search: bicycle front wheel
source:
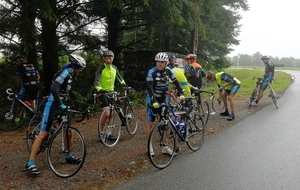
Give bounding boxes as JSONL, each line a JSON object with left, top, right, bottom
{"left": 0, "top": 102, "right": 27, "bottom": 131}
{"left": 148, "top": 122, "right": 176, "bottom": 169}
{"left": 186, "top": 111, "right": 205, "bottom": 151}
{"left": 270, "top": 88, "right": 279, "bottom": 109}
{"left": 125, "top": 102, "right": 138, "bottom": 135}
{"left": 197, "top": 100, "right": 210, "bottom": 126}
{"left": 47, "top": 126, "right": 86, "bottom": 178}
{"left": 211, "top": 89, "right": 225, "bottom": 114}
{"left": 26, "top": 114, "right": 42, "bottom": 154}
{"left": 249, "top": 88, "right": 258, "bottom": 108}
{"left": 98, "top": 108, "right": 122, "bottom": 147}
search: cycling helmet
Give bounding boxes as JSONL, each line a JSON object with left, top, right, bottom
{"left": 69, "top": 54, "right": 86, "bottom": 69}
{"left": 14, "top": 54, "right": 26, "bottom": 61}
{"left": 155, "top": 52, "right": 168, "bottom": 62}
{"left": 102, "top": 50, "right": 114, "bottom": 57}
{"left": 186, "top": 54, "right": 196, "bottom": 59}
{"left": 206, "top": 70, "right": 214, "bottom": 80}
{"left": 168, "top": 54, "right": 176, "bottom": 60}
{"left": 261, "top": 55, "right": 270, "bottom": 60}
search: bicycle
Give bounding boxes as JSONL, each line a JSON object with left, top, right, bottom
{"left": 147, "top": 102, "right": 205, "bottom": 169}
{"left": 248, "top": 77, "right": 278, "bottom": 109}
{"left": 94, "top": 86, "right": 139, "bottom": 148}
{"left": 0, "top": 88, "right": 47, "bottom": 131}
{"left": 26, "top": 107, "right": 89, "bottom": 178}
{"left": 210, "top": 87, "right": 226, "bottom": 114}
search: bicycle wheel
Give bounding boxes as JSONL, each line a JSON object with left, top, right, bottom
{"left": 125, "top": 102, "right": 138, "bottom": 135}
{"left": 197, "top": 100, "right": 210, "bottom": 126}
{"left": 148, "top": 122, "right": 176, "bottom": 169}
{"left": 211, "top": 89, "right": 225, "bottom": 114}
{"left": 47, "top": 126, "right": 86, "bottom": 178}
{"left": 270, "top": 88, "right": 279, "bottom": 109}
{"left": 26, "top": 114, "right": 42, "bottom": 154}
{"left": 248, "top": 88, "right": 258, "bottom": 108}
{"left": 186, "top": 111, "right": 205, "bottom": 151}
{"left": 98, "top": 108, "right": 122, "bottom": 147}
{"left": 0, "top": 102, "right": 27, "bottom": 131}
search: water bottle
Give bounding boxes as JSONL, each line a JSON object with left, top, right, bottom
{"left": 173, "top": 120, "right": 179, "bottom": 128}
{"left": 179, "top": 120, "right": 185, "bottom": 133}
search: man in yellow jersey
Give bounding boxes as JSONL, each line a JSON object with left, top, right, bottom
{"left": 167, "top": 55, "right": 191, "bottom": 96}
{"left": 206, "top": 71, "right": 241, "bottom": 121}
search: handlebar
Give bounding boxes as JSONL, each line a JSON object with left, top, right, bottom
{"left": 54, "top": 108, "right": 90, "bottom": 122}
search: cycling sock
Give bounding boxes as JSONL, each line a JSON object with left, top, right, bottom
{"left": 27, "top": 159, "right": 35, "bottom": 166}
{"left": 255, "top": 100, "right": 259, "bottom": 104}
{"left": 231, "top": 111, "right": 235, "bottom": 115}
{"left": 66, "top": 153, "right": 73, "bottom": 159}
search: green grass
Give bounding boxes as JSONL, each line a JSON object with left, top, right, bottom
{"left": 202, "top": 69, "right": 292, "bottom": 98}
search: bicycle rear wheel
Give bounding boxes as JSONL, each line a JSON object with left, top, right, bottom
{"left": 270, "top": 88, "right": 278, "bottom": 109}
{"left": 125, "top": 102, "right": 138, "bottom": 135}
{"left": 211, "top": 89, "right": 225, "bottom": 114}
{"left": 186, "top": 111, "right": 205, "bottom": 151}
{"left": 0, "top": 102, "right": 27, "bottom": 131}
{"left": 249, "top": 88, "right": 258, "bottom": 108}
{"left": 98, "top": 108, "right": 122, "bottom": 147}
{"left": 197, "top": 100, "right": 210, "bottom": 126}
{"left": 26, "top": 114, "right": 42, "bottom": 154}
{"left": 148, "top": 122, "right": 176, "bottom": 169}
{"left": 47, "top": 126, "right": 86, "bottom": 178}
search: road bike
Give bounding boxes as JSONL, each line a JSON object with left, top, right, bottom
{"left": 147, "top": 102, "right": 204, "bottom": 169}
{"left": 0, "top": 88, "right": 46, "bottom": 131}
{"left": 94, "top": 86, "right": 139, "bottom": 148}
{"left": 249, "top": 77, "right": 278, "bottom": 109}
{"left": 26, "top": 107, "right": 89, "bottom": 178}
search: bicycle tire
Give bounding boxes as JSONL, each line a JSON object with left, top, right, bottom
{"left": 211, "top": 89, "right": 225, "bottom": 114}
{"left": 125, "top": 102, "right": 138, "bottom": 135}
{"left": 26, "top": 114, "right": 42, "bottom": 154}
{"left": 270, "top": 88, "right": 278, "bottom": 109}
{"left": 98, "top": 108, "right": 122, "bottom": 147}
{"left": 148, "top": 121, "right": 176, "bottom": 169}
{"left": 47, "top": 126, "right": 86, "bottom": 178}
{"left": 249, "top": 88, "right": 258, "bottom": 108}
{"left": 186, "top": 111, "right": 205, "bottom": 151}
{"left": 197, "top": 100, "right": 210, "bottom": 126}
{"left": 0, "top": 102, "right": 27, "bottom": 131}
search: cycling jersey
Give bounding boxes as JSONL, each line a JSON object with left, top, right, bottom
{"left": 184, "top": 61, "right": 205, "bottom": 89}
{"left": 94, "top": 63, "right": 125, "bottom": 92}
{"left": 146, "top": 66, "right": 182, "bottom": 103}
{"left": 215, "top": 72, "right": 241, "bottom": 90}
{"left": 264, "top": 61, "right": 275, "bottom": 81}
{"left": 16, "top": 63, "right": 39, "bottom": 86}
{"left": 168, "top": 67, "right": 191, "bottom": 96}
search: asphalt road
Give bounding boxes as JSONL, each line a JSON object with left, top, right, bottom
{"left": 113, "top": 70, "right": 300, "bottom": 190}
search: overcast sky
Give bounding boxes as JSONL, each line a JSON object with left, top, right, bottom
{"left": 228, "top": 0, "right": 300, "bottom": 59}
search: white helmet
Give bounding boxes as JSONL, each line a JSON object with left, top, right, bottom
{"left": 155, "top": 52, "right": 168, "bottom": 62}
{"left": 69, "top": 54, "right": 86, "bottom": 69}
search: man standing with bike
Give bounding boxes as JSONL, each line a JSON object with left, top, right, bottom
{"left": 25, "top": 54, "right": 86, "bottom": 176}
{"left": 206, "top": 71, "right": 241, "bottom": 121}
{"left": 15, "top": 54, "right": 40, "bottom": 121}
{"left": 146, "top": 52, "right": 184, "bottom": 156}
{"left": 251, "top": 55, "right": 275, "bottom": 106}
{"left": 94, "top": 50, "right": 127, "bottom": 142}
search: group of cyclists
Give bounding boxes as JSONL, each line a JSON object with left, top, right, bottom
{"left": 15, "top": 50, "right": 274, "bottom": 176}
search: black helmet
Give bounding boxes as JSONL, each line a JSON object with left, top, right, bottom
{"left": 102, "top": 50, "right": 114, "bottom": 57}
{"left": 69, "top": 54, "right": 86, "bottom": 69}
{"left": 261, "top": 55, "right": 270, "bottom": 60}
{"left": 14, "top": 54, "right": 26, "bottom": 61}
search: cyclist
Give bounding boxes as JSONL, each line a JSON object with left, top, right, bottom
{"left": 167, "top": 54, "right": 191, "bottom": 97}
{"left": 206, "top": 71, "right": 241, "bottom": 121}
{"left": 184, "top": 54, "right": 206, "bottom": 94}
{"left": 25, "top": 54, "right": 86, "bottom": 176}
{"left": 251, "top": 55, "right": 275, "bottom": 106}
{"left": 94, "top": 50, "right": 127, "bottom": 142}
{"left": 146, "top": 52, "right": 184, "bottom": 156}
{"left": 15, "top": 54, "right": 40, "bottom": 120}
